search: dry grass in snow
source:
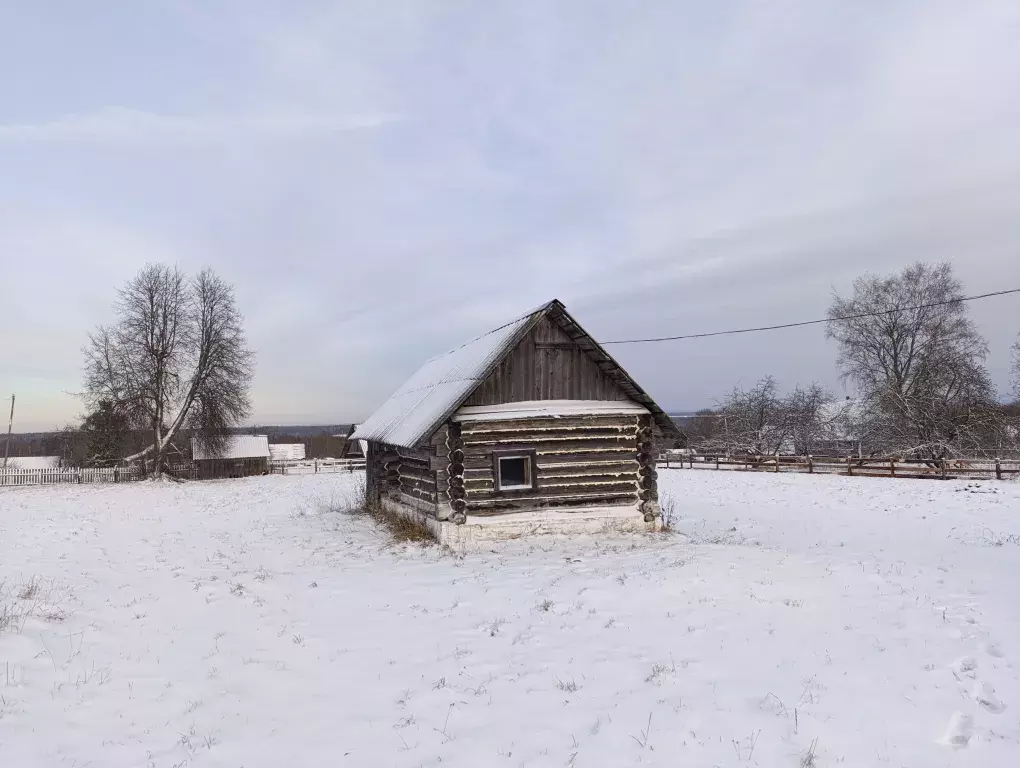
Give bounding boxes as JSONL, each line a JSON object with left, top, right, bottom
{"left": 1, "top": 470, "right": 1019, "bottom": 766}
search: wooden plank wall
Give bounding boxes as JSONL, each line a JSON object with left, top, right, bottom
{"left": 460, "top": 414, "right": 641, "bottom": 515}
{"left": 464, "top": 316, "right": 630, "bottom": 406}
{"left": 195, "top": 457, "right": 269, "bottom": 480}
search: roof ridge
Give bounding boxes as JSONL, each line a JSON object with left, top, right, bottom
{"left": 421, "top": 299, "right": 559, "bottom": 364}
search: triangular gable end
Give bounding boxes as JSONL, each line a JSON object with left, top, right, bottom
{"left": 464, "top": 314, "right": 633, "bottom": 406}
{"left": 351, "top": 300, "right": 679, "bottom": 448}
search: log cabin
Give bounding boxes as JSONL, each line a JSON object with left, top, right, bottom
{"left": 351, "top": 300, "right": 680, "bottom": 542}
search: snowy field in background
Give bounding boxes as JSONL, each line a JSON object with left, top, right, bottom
{"left": 2, "top": 471, "right": 1019, "bottom": 767}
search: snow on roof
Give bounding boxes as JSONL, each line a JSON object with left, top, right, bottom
{"left": 453, "top": 400, "right": 649, "bottom": 423}
{"left": 819, "top": 398, "right": 864, "bottom": 440}
{"left": 1, "top": 455, "right": 61, "bottom": 470}
{"left": 352, "top": 300, "right": 681, "bottom": 448}
{"left": 351, "top": 303, "right": 550, "bottom": 448}
{"left": 191, "top": 435, "right": 270, "bottom": 461}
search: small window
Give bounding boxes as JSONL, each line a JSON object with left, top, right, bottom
{"left": 497, "top": 454, "right": 532, "bottom": 491}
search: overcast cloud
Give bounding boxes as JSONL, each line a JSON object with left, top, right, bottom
{"left": 2, "top": 1, "right": 1019, "bottom": 431}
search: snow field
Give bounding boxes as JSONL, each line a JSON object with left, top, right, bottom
{"left": 1, "top": 471, "right": 1018, "bottom": 766}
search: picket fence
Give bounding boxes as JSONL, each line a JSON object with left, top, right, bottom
{"left": 0, "top": 465, "right": 143, "bottom": 487}
{"left": 0, "top": 459, "right": 367, "bottom": 488}
{"left": 270, "top": 459, "right": 366, "bottom": 475}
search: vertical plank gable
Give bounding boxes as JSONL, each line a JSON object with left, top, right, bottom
{"left": 464, "top": 316, "right": 631, "bottom": 406}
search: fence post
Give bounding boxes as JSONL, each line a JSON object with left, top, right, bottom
{"left": 995, "top": 458, "right": 1002, "bottom": 481}
{"left": 941, "top": 459, "right": 947, "bottom": 480}
{"left": 114, "top": 466, "right": 119, "bottom": 483}
{"left": 846, "top": 455, "right": 852, "bottom": 476}
{"left": 715, "top": 456, "right": 720, "bottom": 471}
{"left": 808, "top": 455, "right": 813, "bottom": 474}
{"left": 314, "top": 459, "right": 319, "bottom": 474}
{"left": 890, "top": 458, "right": 895, "bottom": 478}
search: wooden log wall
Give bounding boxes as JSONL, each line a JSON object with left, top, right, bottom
{"left": 636, "top": 414, "right": 660, "bottom": 521}
{"left": 459, "top": 414, "right": 642, "bottom": 516}
{"left": 430, "top": 425, "right": 452, "bottom": 521}
{"left": 396, "top": 447, "right": 437, "bottom": 513}
{"left": 365, "top": 441, "right": 383, "bottom": 505}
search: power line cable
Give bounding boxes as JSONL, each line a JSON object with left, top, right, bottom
{"left": 600, "top": 287, "right": 1020, "bottom": 345}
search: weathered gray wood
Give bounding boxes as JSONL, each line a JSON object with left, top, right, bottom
{"left": 463, "top": 315, "right": 631, "bottom": 405}
{"left": 464, "top": 448, "right": 635, "bottom": 470}
{"left": 460, "top": 415, "right": 638, "bottom": 434}
{"left": 534, "top": 452, "right": 639, "bottom": 466}
{"left": 468, "top": 493, "right": 637, "bottom": 514}
{"left": 467, "top": 481, "right": 636, "bottom": 503}
{"left": 463, "top": 426, "right": 636, "bottom": 444}
{"left": 464, "top": 438, "right": 637, "bottom": 456}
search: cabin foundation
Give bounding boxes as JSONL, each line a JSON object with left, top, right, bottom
{"left": 380, "top": 496, "right": 658, "bottom": 547}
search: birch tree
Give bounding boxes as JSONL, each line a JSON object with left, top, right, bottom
{"left": 84, "top": 264, "right": 254, "bottom": 475}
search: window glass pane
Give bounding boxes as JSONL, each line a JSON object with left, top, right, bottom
{"left": 499, "top": 456, "right": 528, "bottom": 487}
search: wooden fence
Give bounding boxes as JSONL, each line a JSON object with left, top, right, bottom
{"left": 0, "top": 458, "right": 366, "bottom": 488}
{"left": 658, "top": 453, "right": 1020, "bottom": 480}
{"left": 270, "top": 458, "right": 366, "bottom": 475}
{"left": 0, "top": 465, "right": 143, "bottom": 487}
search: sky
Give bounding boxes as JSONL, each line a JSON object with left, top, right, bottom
{"left": 2, "top": 1, "right": 1020, "bottom": 431}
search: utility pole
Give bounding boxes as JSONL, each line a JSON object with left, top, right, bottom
{"left": 3, "top": 394, "right": 13, "bottom": 469}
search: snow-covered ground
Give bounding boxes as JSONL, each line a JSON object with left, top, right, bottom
{"left": 1, "top": 471, "right": 1019, "bottom": 767}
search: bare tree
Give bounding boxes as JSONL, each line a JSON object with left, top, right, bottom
{"left": 1012, "top": 335, "right": 1020, "bottom": 403}
{"left": 84, "top": 264, "right": 254, "bottom": 475}
{"left": 785, "top": 383, "right": 835, "bottom": 455}
{"left": 698, "top": 377, "right": 838, "bottom": 456}
{"left": 685, "top": 408, "right": 721, "bottom": 447}
{"left": 706, "top": 377, "right": 786, "bottom": 455}
{"left": 826, "top": 262, "right": 997, "bottom": 459}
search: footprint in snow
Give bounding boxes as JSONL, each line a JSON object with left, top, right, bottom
{"left": 984, "top": 642, "right": 1004, "bottom": 658}
{"left": 950, "top": 656, "right": 978, "bottom": 679}
{"left": 973, "top": 681, "right": 1006, "bottom": 714}
{"left": 941, "top": 711, "right": 973, "bottom": 748}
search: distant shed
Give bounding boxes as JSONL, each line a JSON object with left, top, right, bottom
{"left": 351, "top": 299, "right": 680, "bottom": 543}
{"left": 338, "top": 424, "right": 366, "bottom": 458}
{"left": 191, "top": 435, "right": 270, "bottom": 479}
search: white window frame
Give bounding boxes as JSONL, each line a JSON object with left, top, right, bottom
{"left": 495, "top": 452, "right": 534, "bottom": 492}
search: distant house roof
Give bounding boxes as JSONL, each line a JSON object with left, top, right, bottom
{"left": 191, "top": 435, "right": 270, "bottom": 461}
{"left": 818, "top": 397, "right": 864, "bottom": 441}
{"left": 269, "top": 443, "right": 306, "bottom": 462}
{"left": 1, "top": 456, "right": 60, "bottom": 470}
{"left": 352, "top": 299, "right": 679, "bottom": 448}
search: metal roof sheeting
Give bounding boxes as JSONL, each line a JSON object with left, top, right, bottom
{"left": 351, "top": 304, "right": 547, "bottom": 448}
{"left": 192, "top": 435, "right": 270, "bottom": 461}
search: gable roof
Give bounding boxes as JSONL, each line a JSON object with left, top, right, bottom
{"left": 352, "top": 300, "right": 679, "bottom": 448}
